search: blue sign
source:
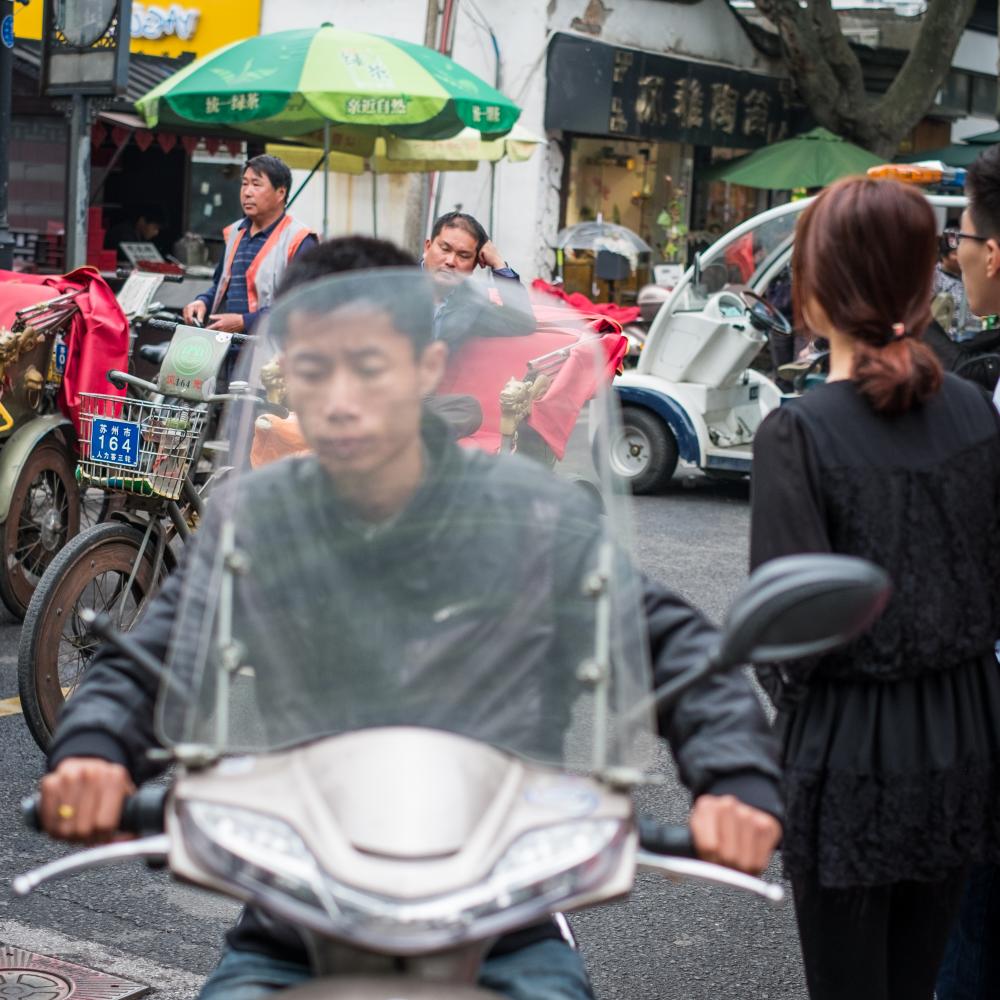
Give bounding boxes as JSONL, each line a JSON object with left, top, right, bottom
{"left": 90, "top": 418, "right": 140, "bottom": 469}
{"left": 54, "top": 342, "right": 68, "bottom": 375}
{"left": 1, "top": 16, "right": 13, "bottom": 50}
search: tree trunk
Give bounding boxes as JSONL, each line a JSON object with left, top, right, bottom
{"left": 754, "top": 0, "right": 976, "bottom": 158}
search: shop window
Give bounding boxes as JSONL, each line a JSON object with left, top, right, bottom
{"left": 561, "top": 135, "right": 693, "bottom": 301}
{"left": 937, "top": 72, "right": 971, "bottom": 114}
{"left": 971, "top": 75, "right": 998, "bottom": 118}
{"left": 188, "top": 148, "right": 246, "bottom": 255}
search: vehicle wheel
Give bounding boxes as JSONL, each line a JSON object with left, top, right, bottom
{"left": 0, "top": 439, "right": 81, "bottom": 619}
{"left": 18, "top": 522, "right": 165, "bottom": 751}
{"left": 600, "top": 406, "right": 679, "bottom": 495}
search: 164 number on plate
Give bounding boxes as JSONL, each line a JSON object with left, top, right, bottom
{"left": 90, "top": 419, "right": 140, "bottom": 468}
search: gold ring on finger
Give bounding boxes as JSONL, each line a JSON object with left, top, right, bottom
{"left": 57, "top": 803, "right": 75, "bottom": 820}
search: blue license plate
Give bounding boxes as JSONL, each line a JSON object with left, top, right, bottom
{"left": 54, "top": 342, "right": 68, "bottom": 374}
{"left": 90, "top": 418, "right": 140, "bottom": 468}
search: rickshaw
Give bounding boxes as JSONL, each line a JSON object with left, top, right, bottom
{"left": 602, "top": 193, "right": 967, "bottom": 494}
{"left": 0, "top": 269, "right": 129, "bottom": 616}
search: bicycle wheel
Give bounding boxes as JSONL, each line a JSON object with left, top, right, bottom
{"left": 18, "top": 521, "right": 166, "bottom": 751}
{"left": 0, "top": 439, "right": 81, "bottom": 619}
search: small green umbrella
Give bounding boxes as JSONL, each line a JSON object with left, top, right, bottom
{"left": 898, "top": 129, "right": 999, "bottom": 168}
{"left": 705, "top": 127, "right": 884, "bottom": 190}
{"left": 136, "top": 23, "right": 520, "bottom": 147}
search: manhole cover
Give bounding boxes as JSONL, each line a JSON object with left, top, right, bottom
{"left": 0, "top": 947, "right": 148, "bottom": 1000}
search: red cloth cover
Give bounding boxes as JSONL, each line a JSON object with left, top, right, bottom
{"left": 531, "top": 278, "right": 640, "bottom": 327}
{"left": 724, "top": 233, "right": 755, "bottom": 283}
{"left": 437, "top": 329, "right": 626, "bottom": 459}
{"left": 0, "top": 268, "right": 129, "bottom": 439}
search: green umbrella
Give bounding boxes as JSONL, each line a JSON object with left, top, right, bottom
{"left": 897, "top": 143, "right": 989, "bottom": 167}
{"left": 898, "top": 129, "right": 999, "bottom": 167}
{"left": 135, "top": 23, "right": 520, "bottom": 148}
{"left": 704, "top": 127, "right": 884, "bottom": 190}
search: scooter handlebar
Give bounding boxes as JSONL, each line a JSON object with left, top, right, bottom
{"left": 21, "top": 785, "right": 168, "bottom": 838}
{"left": 636, "top": 817, "right": 696, "bottom": 858}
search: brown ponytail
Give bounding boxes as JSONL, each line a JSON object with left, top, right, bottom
{"left": 852, "top": 338, "right": 942, "bottom": 416}
{"left": 793, "top": 177, "right": 943, "bottom": 415}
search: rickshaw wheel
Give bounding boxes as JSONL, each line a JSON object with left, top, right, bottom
{"left": 18, "top": 522, "right": 165, "bottom": 751}
{"left": 0, "top": 439, "right": 80, "bottom": 619}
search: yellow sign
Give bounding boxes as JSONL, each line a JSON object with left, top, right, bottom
{"left": 14, "top": 0, "right": 262, "bottom": 60}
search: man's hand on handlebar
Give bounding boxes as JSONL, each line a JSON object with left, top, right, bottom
{"left": 39, "top": 758, "right": 134, "bottom": 844}
{"left": 182, "top": 301, "right": 207, "bottom": 326}
{"left": 208, "top": 313, "right": 245, "bottom": 333}
{"left": 689, "top": 794, "right": 782, "bottom": 876}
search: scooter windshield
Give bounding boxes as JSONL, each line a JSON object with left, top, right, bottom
{"left": 156, "top": 269, "right": 656, "bottom": 775}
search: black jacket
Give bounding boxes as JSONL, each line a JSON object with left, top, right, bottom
{"left": 433, "top": 273, "right": 536, "bottom": 349}
{"left": 50, "top": 417, "right": 781, "bottom": 961}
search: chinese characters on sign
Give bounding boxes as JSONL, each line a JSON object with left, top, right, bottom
{"left": 344, "top": 97, "right": 410, "bottom": 116}
{"left": 90, "top": 420, "right": 140, "bottom": 468}
{"left": 204, "top": 93, "right": 261, "bottom": 115}
{"left": 470, "top": 105, "right": 503, "bottom": 124}
{"left": 132, "top": 4, "right": 200, "bottom": 42}
{"left": 545, "top": 34, "right": 796, "bottom": 150}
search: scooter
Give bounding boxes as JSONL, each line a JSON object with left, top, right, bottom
{"left": 14, "top": 553, "right": 888, "bottom": 998}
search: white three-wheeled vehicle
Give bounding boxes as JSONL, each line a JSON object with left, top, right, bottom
{"left": 601, "top": 194, "right": 967, "bottom": 494}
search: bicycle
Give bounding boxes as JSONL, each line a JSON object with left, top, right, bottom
{"left": 17, "top": 320, "right": 279, "bottom": 750}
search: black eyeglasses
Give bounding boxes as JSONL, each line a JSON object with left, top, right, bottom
{"left": 944, "top": 230, "right": 989, "bottom": 250}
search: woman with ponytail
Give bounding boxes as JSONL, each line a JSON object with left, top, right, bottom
{"left": 750, "top": 176, "right": 1000, "bottom": 1000}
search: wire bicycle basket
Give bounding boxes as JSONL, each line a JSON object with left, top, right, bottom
{"left": 76, "top": 393, "right": 207, "bottom": 500}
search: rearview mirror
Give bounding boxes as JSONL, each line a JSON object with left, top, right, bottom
{"left": 648, "top": 554, "right": 890, "bottom": 712}
{"left": 717, "top": 553, "right": 890, "bottom": 668}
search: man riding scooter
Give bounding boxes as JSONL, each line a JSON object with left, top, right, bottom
{"left": 37, "top": 241, "right": 782, "bottom": 1000}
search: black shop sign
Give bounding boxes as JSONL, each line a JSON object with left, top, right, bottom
{"left": 545, "top": 32, "right": 793, "bottom": 149}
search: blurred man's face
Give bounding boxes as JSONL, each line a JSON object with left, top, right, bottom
{"left": 137, "top": 217, "right": 161, "bottom": 241}
{"left": 423, "top": 226, "right": 478, "bottom": 286}
{"left": 241, "top": 168, "right": 285, "bottom": 224}
{"left": 957, "top": 208, "right": 1000, "bottom": 316}
{"left": 281, "top": 306, "right": 445, "bottom": 485}
{"left": 941, "top": 248, "right": 961, "bottom": 277}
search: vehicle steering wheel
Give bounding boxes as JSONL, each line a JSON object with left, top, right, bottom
{"left": 740, "top": 290, "right": 792, "bottom": 337}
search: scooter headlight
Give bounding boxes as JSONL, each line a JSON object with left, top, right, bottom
{"left": 181, "top": 801, "right": 628, "bottom": 953}
{"left": 182, "top": 801, "right": 328, "bottom": 915}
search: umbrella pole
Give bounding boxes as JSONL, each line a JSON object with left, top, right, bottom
{"left": 323, "top": 121, "right": 331, "bottom": 239}
{"left": 372, "top": 171, "right": 378, "bottom": 237}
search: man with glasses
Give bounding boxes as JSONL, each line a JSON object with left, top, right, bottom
{"left": 935, "top": 145, "right": 1000, "bottom": 1000}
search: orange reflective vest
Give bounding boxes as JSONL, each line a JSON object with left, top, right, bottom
{"left": 211, "top": 213, "right": 315, "bottom": 316}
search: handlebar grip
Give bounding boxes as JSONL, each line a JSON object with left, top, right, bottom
{"left": 108, "top": 373, "right": 127, "bottom": 391}
{"left": 637, "top": 817, "right": 697, "bottom": 858}
{"left": 145, "top": 318, "right": 179, "bottom": 332}
{"left": 21, "top": 786, "right": 168, "bottom": 837}
{"left": 21, "top": 795, "right": 41, "bottom": 832}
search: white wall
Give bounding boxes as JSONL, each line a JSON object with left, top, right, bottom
{"left": 259, "top": 0, "right": 774, "bottom": 278}
{"left": 547, "top": 0, "right": 775, "bottom": 73}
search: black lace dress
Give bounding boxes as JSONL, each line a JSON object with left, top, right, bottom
{"left": 750, "top": 374, "right": 1000, "bottom": 889}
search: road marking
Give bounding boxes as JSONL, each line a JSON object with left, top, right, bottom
{"left": 0, "top": 696, "right": 21, "bottom": 717}
{"left": 0, "top": 687, "right": 73, "bottom": 718}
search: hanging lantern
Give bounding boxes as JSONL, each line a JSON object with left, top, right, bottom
{"left": 180, "top": 135, "right": 199, "bottom": 155}
{"left": 134, "top": 130, "right": 154, "bottom": 152}
{"left": 157, "top": 132, "right": 177, "bottom": 154}
{"left": 90, "top": 122, "right": 108, "bottom": 147}
{"left": 224, "top": 139, "right": 242, "bottom": 158}
{"left": 204, "top": 137, "right": 221, "bottom": 155}
{"left": 110, "top": 125, "right": 130, "bottom": 147}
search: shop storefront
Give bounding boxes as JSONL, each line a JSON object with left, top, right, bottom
{"left": 8, "top": 0, "right": 263, "bottom": 273}
{"left": 546, "top": 32, "right": 796, "bottom": 296}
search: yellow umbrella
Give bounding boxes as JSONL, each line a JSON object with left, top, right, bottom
{"left": 270, "top": 123, "right": 544, "bottom": 172}
{"left": 271, "top": 125, "right": 545, "bottom": 233}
